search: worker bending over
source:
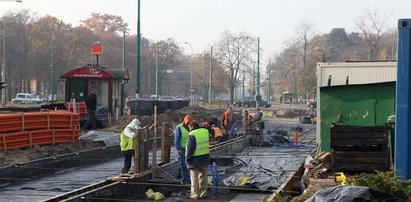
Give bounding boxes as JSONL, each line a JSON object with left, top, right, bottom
{"left": 186, "top": 121, "right": 210, "bottom": 200}
{"left": 174, "top": 115, "right": 192, "bottom": 184}
{"left": 119, "top": 117, "right": 154, "bottom": 175}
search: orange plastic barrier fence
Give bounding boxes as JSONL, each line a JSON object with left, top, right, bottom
{"left": 0, "top": 111, "right": 81, "bottom": 151}
{"left": 65, "top": 102, "right": 87, "bottom": 117}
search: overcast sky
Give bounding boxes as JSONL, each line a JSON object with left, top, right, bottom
{"left": 0, "top": 0, "right": 410, "bottom": 62}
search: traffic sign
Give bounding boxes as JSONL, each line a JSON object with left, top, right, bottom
{"left": 189, "top": 88, "right": 195, "bottom": 93}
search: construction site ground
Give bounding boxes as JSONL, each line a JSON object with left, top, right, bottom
{"left": 0, "top": 103, "right": 321, "bottom": 201}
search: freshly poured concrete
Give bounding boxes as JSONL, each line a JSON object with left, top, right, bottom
{"left": 0, "top": 148, "right": 178, "bottom": 202}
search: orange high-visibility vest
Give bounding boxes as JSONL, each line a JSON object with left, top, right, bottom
{"left": 212, "top": 127, "right": 223, "bottom": 138}
{"left": 222, "top": 112, "right": 228, "bottom": 126}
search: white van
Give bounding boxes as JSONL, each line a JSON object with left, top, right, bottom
{"left": 12, "top": 93, "right": 43, "bottom": 104}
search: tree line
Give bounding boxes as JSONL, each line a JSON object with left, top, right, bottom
{"left": 0, "top": 9, "right": 396, "bottom": 103}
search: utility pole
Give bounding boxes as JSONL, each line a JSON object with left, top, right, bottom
{"left": 203, "top": 53, "right": 206, "bottom": 105}
{"left": 184, "top": 42, "right": 194, "bottom": 105}
{"left": 256, "top": 37, "right": 260, "bottom": 108}
{"left": 135, "top": 0, "right": 141, "bottom": 100}
{"left": 122, "top": 31, "right": 126, "bottom": 69}
{"left": 209, "top": 46, "right": 213, "bottom": 108}
{"left": 50, "top": 35, "right": 55, "bottom": 101}
{"left": 121, "top": 30, "right": 126, "bottom": 116}
{"left": 268, "top": 58, "right": 271, "bottom": 103}
{"left": 1, "top": 21, "right": 6, "bottom": 106}
{"left": 155, "top": 42, "right": 159, "bottom": 100}
{"left": 252, "top": 65, "right": 255, "bottom": 97}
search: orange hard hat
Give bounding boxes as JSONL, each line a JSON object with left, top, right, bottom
{"left": 183, "top": 115, "right": 193, "bottom": 125}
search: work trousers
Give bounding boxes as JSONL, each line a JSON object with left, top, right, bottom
{"left": 122, "top": 150, "right": 134, "bottom": 174}
{"left": 82, "top": 109, "right": 96, "bottom": 130}
{"left": 189, "top": 165, "right": 208, "bottom": 199}
{"left": 178, "top": 148, "right": 190, "bottom": 184}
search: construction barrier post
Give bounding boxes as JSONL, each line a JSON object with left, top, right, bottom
{"left": 161, "top": 123, "right": 170, "bottom": 164}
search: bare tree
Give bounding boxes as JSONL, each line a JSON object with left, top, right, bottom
{"left": 156, "top": 38, "right": 184, "bottom": 96}
{"left": 81, "top": 13, "right": 129, "bottom": 34}
{"left": 214, "top": 31, "right": 256, "bottom": 102}
{"left": 355, "top": 9, "right": 389, "bottom": 61}
{"left": 295, "top": 21, "right": 315, "bottom": 68}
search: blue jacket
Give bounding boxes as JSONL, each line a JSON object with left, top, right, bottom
{"left": 186, "top": 127, "right": 210, "bottom": 169}
{"left": 174, "top": 123, "right": 188, "bottom": 150}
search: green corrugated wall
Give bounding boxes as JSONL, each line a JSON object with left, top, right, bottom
{"left": 320, "top": 82, "right": 395, "bottom": 151}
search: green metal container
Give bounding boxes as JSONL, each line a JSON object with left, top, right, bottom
{"left": 319, "top": 82, "right": 395, "bottom": 151}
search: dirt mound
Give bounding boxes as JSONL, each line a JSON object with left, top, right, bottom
{"left": 0, "top": 141, "right": 104, "bottom": 167}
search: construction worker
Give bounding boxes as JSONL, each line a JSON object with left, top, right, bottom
{"left": 119, "top": 117, "right": 155, "bottom": 175}
{"left": 186, "top": 121, "right": 210, "bottom": 200}
{"left": 174, "top": 115, "right": 192, "bottom": 184}
{"left": 221, "top": 106, "right": 233, "bottom": 131}
{"left": 82, "top": 89, "right": 97, "bottom": 131}
{"left": 254, "top": 107, "right": 265, "bottom": 136}
{"left": 211, "top": 124, "right": 224, "bottom": 142}
{"left": 202, "top": 122, "right": 223, "bottom": 144}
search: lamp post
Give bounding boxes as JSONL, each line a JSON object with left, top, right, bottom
{"left": 184, "top": 42, "right": 193, "bottom": 105}
{"left": 50, "top": 34, "right": 55, "bottom": 101}
{"left": 50, "top": 27, "right": 71, "bottom": 102}
{"left": 136, "top": 0, "right": 141, "bottom": 100}
{"left": 1, "top": 20, "right": 6, "bottom": 106}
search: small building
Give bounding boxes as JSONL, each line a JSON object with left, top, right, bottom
{"left": 61, "top": 64, "right": 129, "bottom": 119}
{"left": 316, "top": 61, "right": 396, "bottom": 151}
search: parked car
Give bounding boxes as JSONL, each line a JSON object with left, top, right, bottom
{"left": 148, "top": 94, "right": 159, "bottom": 100}
{"left": 158, "top": 96, "right": 177, "bottom": 101}
{"left": 12, "top": 93, "right": 43, "bottom": 104}
{"left": 233, "top": 97, "right": 271, "bottom": 108}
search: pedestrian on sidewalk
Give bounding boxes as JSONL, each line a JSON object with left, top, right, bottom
{"left": 174, "top": 115, "right": 192, "bottom": 184}
{"left": 82, "top": 89, "right": 97, "bottom": 131}
{"left": 120, "top": 116, "right": 154, "bottom": 175}
{"left": 186, "top": 121, "right": 210, "bottom": 200}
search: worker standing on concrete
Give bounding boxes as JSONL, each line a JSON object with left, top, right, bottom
{"left": 174, "top": 115, "right": 192, "bottom": 184}
{"left": 82, "top": 89, "right": 97, "bottom": 131}
{"left": 186, "top": 121, "right": 210, "bottom": 200}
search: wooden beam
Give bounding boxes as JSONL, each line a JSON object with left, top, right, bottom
{"left": 161, "top": 123, "right": 170, "bottom": 164}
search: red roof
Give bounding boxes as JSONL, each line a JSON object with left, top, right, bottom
{"left": 62, "top": 64, "right": 128, "bottom": 80}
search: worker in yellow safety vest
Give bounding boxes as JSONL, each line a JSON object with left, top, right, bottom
{"left": 174, "top": 115, "right": 193, "bottom": 184}
{"left": 120, "top": 117, "right": 155, "bottom": 175}
{"left": 254, "top": 107, "right": 265, "bottom": 136}
{"left": 186, "top": 120, "right": 210, "bottom": 200}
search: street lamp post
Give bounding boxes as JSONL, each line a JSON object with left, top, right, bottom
{"left": 1, "top": 20, "right": 5, "bottom": 106}
{"left": 49, "top": 33, "right": 56, "bottom": 101}
{"left": 184, "top": 42, "right": 193, "bottom": 105}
